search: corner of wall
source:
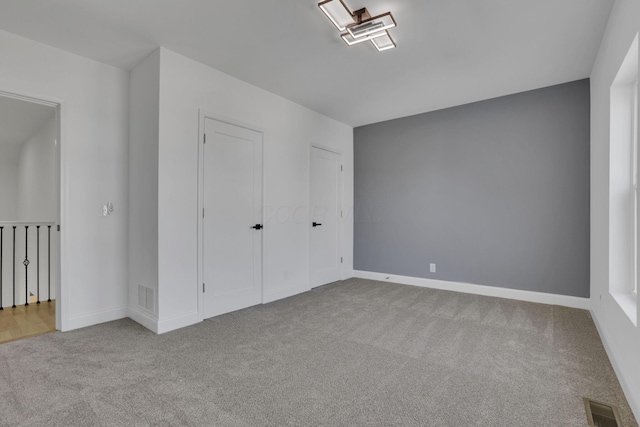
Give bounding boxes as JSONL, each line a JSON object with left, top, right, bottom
{"left": 128, "top": 46, "right": 161, "bottom": 329}
{"left": 588, "top": 0, "right": 640, "bottom": 420}
{"left": 128, "top": 306, "right": 159, "bottom": 334}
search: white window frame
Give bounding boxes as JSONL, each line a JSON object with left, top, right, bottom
{"left": 633, "top": 78, "right": 638, "bottom": 296}
{"left": 609, "top": 34, "right": 638, "bottom": 325}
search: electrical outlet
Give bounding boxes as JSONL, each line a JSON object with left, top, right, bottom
{"left": 430, "top": 263, "right": 436, "bottom": 273}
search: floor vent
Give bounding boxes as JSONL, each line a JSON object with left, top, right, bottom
{"left": 584, "top": 397, "right": 623, "bottom": 427}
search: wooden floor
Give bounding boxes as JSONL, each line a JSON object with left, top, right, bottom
{"left": 0, "top": 301, "right": 56, "bottom": 344}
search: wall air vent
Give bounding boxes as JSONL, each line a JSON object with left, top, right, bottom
{"left": 138, "top": 285, "right": 155, "bottom": 314}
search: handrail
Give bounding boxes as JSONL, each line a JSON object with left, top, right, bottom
{"left": 0, "top": 221, "right": 56, "bottom": 226}
{"left": 0, "top": 223, "right": 54, "bottom": 308}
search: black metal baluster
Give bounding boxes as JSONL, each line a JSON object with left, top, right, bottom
{"left": 24, "top": 226, "right": 29, "bottom": 306}
{"left": 12, "top": 226, "right": 16, "bottom": 308}
{"left": 0, "top": 226, "right": 3, "bottom": 311}
{"left": 48, "top": 225, "right": 51, "bottom": 302}
{"left": 37, "top": 226, "right": 40, "bottom": 304}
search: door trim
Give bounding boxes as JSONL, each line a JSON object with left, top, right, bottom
{"left": 196, "top": 110, "right": 265, "bottom": 322}
{"left": 308, "top": 144, "right": 343, "bottom": 288}
{"left": 0, "top": 88, "right": 65, "bottom": 331}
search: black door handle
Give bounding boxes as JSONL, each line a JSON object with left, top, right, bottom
{"left": 251, "top": 224, "right": 263, "bottom": 230}
{"left": 312, "top": 222, "right": 322, "bottom": 227}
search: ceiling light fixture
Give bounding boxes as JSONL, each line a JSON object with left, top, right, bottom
{"left": 347, "top": 12, "right": 396, "bottom": 39}
{"left": 371, "top": 33, "right": 396, "bottom": 52}
{"left": 318, "top": 0, "right": 355, "bottom": 32}
{"left": 372, "top": 32, "right": 396, "bottom": 51}
{"left": 318, "top": 1, "right": 397, "bottom": 52}
{"left": 341, "top": 30, "right": 388, "bottom": 46}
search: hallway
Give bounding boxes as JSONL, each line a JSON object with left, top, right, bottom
{"left": 0, "top": 301, "right": 55, "bottom": 344}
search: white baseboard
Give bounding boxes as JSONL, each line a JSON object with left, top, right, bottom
{"left": 591, "top": 308, "right": 640, "bottom": 422}
{"left": 263, "top": 283, "right": 309, "bottom": 304}
{"left": 157, "top": 310, "right": 199, "bottom": 334}
{"left": 352, "top": 270, "right": 590, "bottom": 310}
{"left": 66, "top": 305, "right": 128, "bottom": 331}
{"left": 128, "top": 306, "right": 159, "bottom": 334}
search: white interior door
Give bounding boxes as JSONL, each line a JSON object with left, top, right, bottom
{"left": 310, "top": 146, "right": 342, "bottom": 288}
{"left": 203, "top": 118, "right": 262, "bottom": 319}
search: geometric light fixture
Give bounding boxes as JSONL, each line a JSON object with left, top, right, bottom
{"left": 341, "top": 30, "right": 387, "bottom": 46}
{"left": 371, "top": 32, "right": 396, "bottom": 51}
{"left": 318, "top": 0, "right": 355, "bottom": 31}
{"left": 318, "top": 0, "right": 397, "bottom": 51}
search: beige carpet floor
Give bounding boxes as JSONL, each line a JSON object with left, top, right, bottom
{"left": 0, "top": 278, "right": 637, "bottom": 426}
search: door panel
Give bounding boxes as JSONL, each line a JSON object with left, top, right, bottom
{"left": 310, "top": 147, "right": 342, "bottom": 287}
{"left": 203, "top": 118, "right": 262, "bottom": 318}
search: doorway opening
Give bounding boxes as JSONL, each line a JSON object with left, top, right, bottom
{"left": 0, "top": 92, "right": 61, "bottom": 343}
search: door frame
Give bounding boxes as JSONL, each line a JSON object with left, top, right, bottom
{"left": 196, "top": 110, "right": 266, "bottom": 322}
{"left": 308, "top": 144, "right": 344, "bottom": 288}
{"left": 0, "top": 87, "right": 65, "bottom": 331}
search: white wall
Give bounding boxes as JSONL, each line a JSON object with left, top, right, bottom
{"left": 0, "top": 29, "right": 129, "bottom": 330}
{"left": 151, "top": 48, "right": 353, "bottom": 333}
{"left": 128, "top": 49, "right": 160, "bottom": 331}
{"left": 590, "top": 0, "right": 640, "bottom": 419}
{"left": 0, "top": 145, "right": 18, "bottom": 308}
{"left": 17, "top": 116, "right": 56, "bottom": 221}
{"left": 0, "top": 144, "right": 19, "bottom": 220}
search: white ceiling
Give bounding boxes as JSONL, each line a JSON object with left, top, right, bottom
{"left": 0, "top": 0, "right": 613, "bottom": 127}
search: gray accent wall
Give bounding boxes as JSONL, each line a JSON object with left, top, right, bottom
{"left": 354, "top": 79, "right": 590, "bottom": 297}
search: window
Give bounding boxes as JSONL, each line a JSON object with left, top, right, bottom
{"left": 609, "top": 33, "right": 638, "bottom": 324}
